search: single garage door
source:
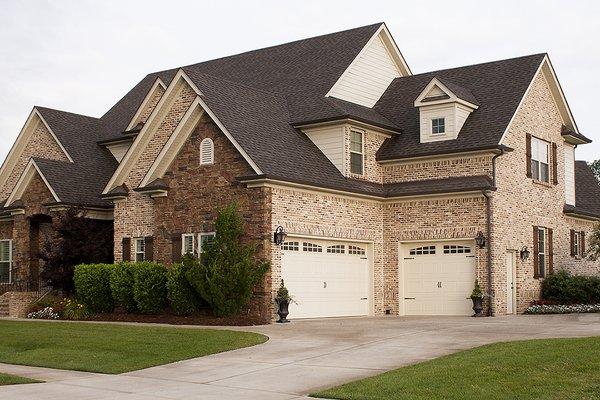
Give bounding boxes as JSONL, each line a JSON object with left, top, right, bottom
{"left": 281, "top": 239, "right": 369, "bottom": 318}
{"left": 401, "top": 241, "right": 475, "bottom": 316}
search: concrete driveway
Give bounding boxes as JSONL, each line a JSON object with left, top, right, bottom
{"left": 1, "top": 314, "right": 599, "bottom": 399}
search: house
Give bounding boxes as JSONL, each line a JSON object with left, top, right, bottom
{"left": 1, "top": 23, "right": 599, "bottom": 321}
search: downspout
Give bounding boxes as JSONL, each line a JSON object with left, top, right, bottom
{"left": 484, "top": 148, "right": 506, "bottom": 316}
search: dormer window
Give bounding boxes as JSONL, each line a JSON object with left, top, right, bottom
{"left": 350, "top": 130, "right": 364, "bottom": 175}
{"left": 431, "top": 118, "right": 445, "bottom": 134}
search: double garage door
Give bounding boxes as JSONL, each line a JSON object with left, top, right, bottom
{"left": 281, "top": 239, "right": 369, "bottom": 318}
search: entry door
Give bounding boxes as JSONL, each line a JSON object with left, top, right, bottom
{"left": 505, "top": 252, "right": 516, "bottom": 314}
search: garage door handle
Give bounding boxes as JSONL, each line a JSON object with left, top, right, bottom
{"left": 361, "top": 297, "right": 368, "bottom": 300}
{"left": 404, "top": 297, "right": 415, "bottom": 300}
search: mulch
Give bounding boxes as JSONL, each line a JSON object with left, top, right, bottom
{"left": 86, "top": 309, "right": 264, "bottom": 326}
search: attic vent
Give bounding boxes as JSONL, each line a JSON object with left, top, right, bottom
{"left": 200, "top": 138, "right": 214, "bottom": 165}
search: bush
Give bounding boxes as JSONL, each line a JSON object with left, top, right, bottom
{"left": 111, "top": 262, "right": 138, "bottom": 312}
{"left": 133, "top": 262, "right": 168, "bottom": 314}
{"left": 60, "top": 298, "right": 91, "bottom": 320}
{"left": 541, "top": 270, "right": 600, "bottom": 305}
{"left": 186, "top": 202, "right": 269, "bottom": 317}
{"left": 74, "top": 264, "right": 115, "bottom": 313}
{"left": 167, "top": 256, "right": 202, "bottom": 316}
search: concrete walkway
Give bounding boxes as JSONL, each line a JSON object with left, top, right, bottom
{"left": 1, "top": 314, "right": 599, "bottom": 399}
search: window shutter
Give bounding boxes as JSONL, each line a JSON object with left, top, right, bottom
{"left": 533, "top": 226, "right": 539, "bottom": 278}
{"left": 552, "top": 142, "right": 558, "bottom": 185}
{"left": 144, "top": 236, "right": 154, "bottom": 261}
{"left": 548, "top": 228, "right": 554, "bottom": 275}
{"left": 580, "top": 231, "right": 586, "bottom": 257}
{"left": 526, "top": 133, "right": 532, "bottom": 178}
{"left": 172, "top": 235, "right": 182, "bottom": 263}
{"left": 122, "top": 237, "right": 131, "bottom": 262}
{"left": 570, "top": 229, "right": 575, "bottom": 257}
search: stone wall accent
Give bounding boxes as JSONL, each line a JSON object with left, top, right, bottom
{"left": 0, "top": 121, "right": 69, "bottom": 200}
{"left": 493, "top": 71, "right": 600, "bottom": 314}
{"left": 138, "top": 85, "right": 166, "bottom": 125}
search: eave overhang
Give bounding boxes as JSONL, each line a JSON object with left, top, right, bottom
{"left": 376, "top": 144, "right": 514, "bottom": 163}
{"left": 292, "top": 116, "right": 402, "bottom": 135}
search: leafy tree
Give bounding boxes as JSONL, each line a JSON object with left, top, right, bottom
{"left": 590, "top": 160, "right": 600, "bottom": 183}
{"left": 588, "top": 223, "right": 600, "bottom": 262}
{"left": 186, "top": 202, "right": 269, "bottom": 317}
{"left": 40, "top": 208, "right": 114, "bottom": 293}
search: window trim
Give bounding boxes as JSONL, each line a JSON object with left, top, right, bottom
{"left": 573, "top": 231, "right": 580, "bottom": 258}
{"left": 531, "top": 137, "right": 550, "bottom": 183}
{"left": 198, "top": 232, "right": 216, "bottom": 256}
{"left": 200, "top": 137, "right": 214, "bottom": 165}
{"left": 431, "top": 117, "right": 446, "bottom": 135}
{"left": 349, "top": 129, "right": 364, "bottom": 175}
{"left": 134, "top": 237, "right": 145, "bottom": 262}
{"left": 181, "top": 233, "right": 195, "bottom": 256}
{"left": 537, "top": 227, "right": 546, "bottom": 278}
{"left": 0, "top": 239, "right": 13, "bottom": 284}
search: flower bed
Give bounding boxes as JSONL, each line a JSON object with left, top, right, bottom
{"left": 525, "top": 303, "right": 600, "bottom": 314}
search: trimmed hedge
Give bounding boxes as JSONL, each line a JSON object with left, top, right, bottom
{"left": 167, "top": 257, "right": 201, "bottom": 316}
{"left": 541, "top": 270, "right": 600, "bottom": 305}
{"left": 111, "top": 262, "right": 138, "bottom": 313}
{"left": 133, "top": 262, "right": 168, "bottom": 314}
{"left": 74, "top": 264, "right": 115, "bottom": 313}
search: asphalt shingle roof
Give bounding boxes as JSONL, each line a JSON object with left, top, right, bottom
{"left": 564, "top": 161, "right": 600, "bottom": 219}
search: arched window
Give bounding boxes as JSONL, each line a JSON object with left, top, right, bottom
{"left": 200, "top": 138, "right": 214, "bottom": 165}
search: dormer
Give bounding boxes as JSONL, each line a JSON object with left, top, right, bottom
{"left": 414, "top": 78, "right": 478, "bottom": 143}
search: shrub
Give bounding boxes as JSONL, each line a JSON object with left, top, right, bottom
{"left": 186, "top": 202, "right": 269, "bottom": 317}
{"left": 73, "top": 264, "right": 115, "bottom": 313}
{"left": 111, "top": 262, "right": 138, "bottom": 313}
{"left": 167, "top": 256, "right": 202, "bottom": 316}
{"left": 133, "top": 262, "right": 168, "bottom": 314}
{"left": 541, "top": 270, "right": 600, "bottom": 305}
{"left": 60, "top": 298, "right": 91, "bottom": 320}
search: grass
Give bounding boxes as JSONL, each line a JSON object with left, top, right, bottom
{"left": 0, "top": 373, "right": 41, "bottom": 386}
{"left": 0, "top": 320, "right": 267, "bottom": 374}
{"left": 312, "top": 337, "right": 600, "bottom": 400}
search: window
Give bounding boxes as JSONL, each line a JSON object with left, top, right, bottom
{"left": 571, "top": 230, "right": 585, "bottom": 258}
{"left": 350, "top": 130, "right": 364, "bottom": 175}
{"left": 409, "top": 246, "right": 436, "bottom": 255}
{"left": 348, "top": 245, "right": 366, "bottom": 255}
{"left": 327, "top": 244, "right": 345, "bottom": 254}
{"left": 573, "top": 232, "right": 580, "bottom": 258}
{"left": 303, "top": 242, "right": 322, "bottom": 252}
{"left": 282, "top": 241, "right": 299, "bottom": 251}
{"left": 134, "top": 238, "right": 145, "bottom": 262}
{"left": 431, "top": 118, "right": 445, "bottom": 134}
{"left": 537, "top": 228, "right": 546, "bottom": 278}
{"left": 198, "top": 232, "right": 216, "bottom": 256}
{"left": 200, "top": 138, "right": 214, "bottom": 165}
{"left": 443, "top": 245, "right": 471, "bottom": 254}
{"left": 0, "top": 240, "right": 12, "bottom": 283}
{"left": 531, "top": 137, "right": 550, "bottom": 182}
{"left": 182, "top": 234, "right": 194, "bottom": 255}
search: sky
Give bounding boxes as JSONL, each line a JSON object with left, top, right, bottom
{"left": 0, "top": 0, "right": 598, "bottom": 162}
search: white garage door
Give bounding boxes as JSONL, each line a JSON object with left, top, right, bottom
{"left": 281, "top": 239, "right": 369, "bottom": 318}
{"left": 401, "top": 241, "right": 475, "bottom": 316}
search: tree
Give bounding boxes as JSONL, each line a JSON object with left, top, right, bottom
{"left": 186, "top": 202, "right": 269, "bottom": 317}
{"left": 40, "top": 208, "right": 114, "bottom": 293}
{"left": 590, "top": 160, "right": 600, "bottom": 183}
{"left": 588, "top": 223, "right": 600, "bottom": 262}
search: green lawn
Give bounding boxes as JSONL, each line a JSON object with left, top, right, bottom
{"left": 0, "top": 373, "right": 41, "bottom": 386}
{"left": 313, "top": 337, "right": 600, "bottom": 400}
{"left": 0, "top": 320, "right": 267, "bottom": 374}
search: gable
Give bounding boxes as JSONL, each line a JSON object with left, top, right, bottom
{"left": 5, "top": 159, "right": 59, "bottom": 206}
{"left": 0, "top": 109, "right": 71, "bottom": 200}
{"left": 125, "top": 78, "right": 167, "bottom": 131}
{"left": 327, "top": 24, "right": 411, "bottom": 108}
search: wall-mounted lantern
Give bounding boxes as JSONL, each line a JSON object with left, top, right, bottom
{"left": 520, "top": 246, "right": 531, "bottom": 262}
{"left": 274, "top": 226, "right": 287, "bottom": 246}
{"left": 475, "top": 231, "right": 486, "bottom": 249}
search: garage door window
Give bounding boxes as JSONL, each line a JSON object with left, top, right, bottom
{"left": 348, "top": 245, "right": 366, "bottom": 255}
{"left": 303, "top": 242, "right": 322, "bottom": 252}
{"left": 282, "top": 241, "right": 299, "bottom": 251}
{"left": 409, "top": 246, "right": 436, "bottom": 255}
{"left": 443, "top": 245, "right": 471, "bottom": 254}
{"left": 327, "top": 244, "right": 345, "bottom": 254}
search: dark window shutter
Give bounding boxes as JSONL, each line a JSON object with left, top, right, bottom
{"left": 581, "top": 231, "right": 586, "bottom": 257}
{"left": 570, "top": 229, "right": 575, "bottom": 257}
{"left": 548, "top": 228, "right": 554, "bottom": 275}
{"left": 533, "top": 226, "right": 539, "bottom": 278}
{"left": 172, "top": 235, "right": 182, "bottom": 264}
{"left": 526, "top": 133, "right": 532, "bottom": 178}
{"left": 144, "top": 236, "right": 154, "bottom": 261}
{"left": 552, "top": 142, "right": 558, "bottom": 185}
{"left": 122, "top": 237, "right": 131, "bottom": 261}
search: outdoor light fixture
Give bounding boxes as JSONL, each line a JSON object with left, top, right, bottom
{"left": 274, "top": 226, "right": 287, "bottom": 246}
{"left": 475, "top": 231, "right": 486, "bottom": 249}
{"left": 520, "top": 246, "right": 531, "bottom": 262}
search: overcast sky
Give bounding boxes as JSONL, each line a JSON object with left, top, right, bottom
{"left": 0, "top": 0, "right": 598, "bottom": 162}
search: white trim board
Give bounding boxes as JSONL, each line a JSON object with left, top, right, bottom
{"left": 125, "top": 77, "right": 167, "bottom": 131}
{"left": 5, "top": 159, "right": 61, "bottom": 205}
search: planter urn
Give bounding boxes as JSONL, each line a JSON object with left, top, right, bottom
{"left": 276, "top": 299, "right": 290, "bottom": 323}
{"left": 471, "top": 296, "right": 484, "bottom": 317}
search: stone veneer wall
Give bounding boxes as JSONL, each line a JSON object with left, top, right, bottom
{"left": 493, "top": 71, "right": 599, "bottom": 314}
{"left": 137, "top": 85, "right": 166, "bottom": 125}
